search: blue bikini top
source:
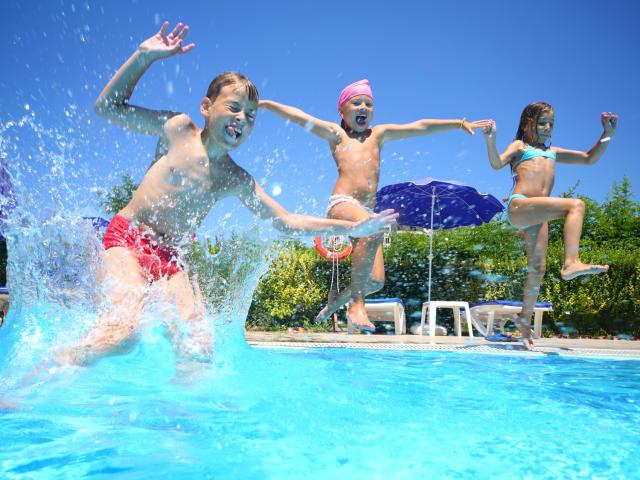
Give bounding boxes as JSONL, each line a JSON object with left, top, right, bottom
{"left": 512, "top": 145, "right": 556, "bottom": 170}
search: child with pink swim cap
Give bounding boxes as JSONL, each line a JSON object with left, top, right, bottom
{"left": 260, "top": 80, "right": 492, "bottom": 333}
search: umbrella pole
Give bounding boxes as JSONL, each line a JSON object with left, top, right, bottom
{"left": 427, "top": 187, "right": 436, "bottom": 304}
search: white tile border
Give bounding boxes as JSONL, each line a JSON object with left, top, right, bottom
{"left": 248, "top": 341, "right": 640, "bottom": 359}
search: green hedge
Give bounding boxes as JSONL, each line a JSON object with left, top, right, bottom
{"left": 247, "top": 241, "right": 349, "bottom": 330}
{"left": 245, "top": 178, "right": 640, "bottom": 336}
{"left": 245, "top": 229, "right": 639, "bottom": 336}
{"left": 544, "top": 241, "right": 640, "bottom": 337}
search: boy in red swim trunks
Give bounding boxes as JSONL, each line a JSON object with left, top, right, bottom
{"left": 58, "top": 22, "right": 397, "bottom": 365}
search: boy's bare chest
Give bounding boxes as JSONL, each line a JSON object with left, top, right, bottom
{"left": 163, "top": 145, "right": 232, "bottom": 195}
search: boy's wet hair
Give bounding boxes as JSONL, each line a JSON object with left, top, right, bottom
{"left": 206, "top": 72, "right": 259, "bottom": 103}
{"left": 515, "top": 101, "right": 554, "bottom": 146}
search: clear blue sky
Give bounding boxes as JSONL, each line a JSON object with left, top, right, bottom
{"left": 1, "top": 0, "right": 639, "bottom": 232}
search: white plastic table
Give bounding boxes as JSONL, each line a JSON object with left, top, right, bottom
{"left": 420, "top": 301, "right": 474, "bottom": 338}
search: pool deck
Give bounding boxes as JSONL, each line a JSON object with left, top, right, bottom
{"left": 246, "top": 331, "right": 640, "bottom": 358}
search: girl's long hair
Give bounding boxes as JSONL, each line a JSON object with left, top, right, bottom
{"left": 514, "top": 101, "right": 553, "bottom": 146}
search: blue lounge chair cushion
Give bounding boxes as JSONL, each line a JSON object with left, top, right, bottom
{"left": 365, "top": 298, "right": 403, "bottom": 305}
{"left": 485, "top": 333, "right": 516, "bottom": 342}
{"left": 470, "top": 300, "right": 552, "bottom": 309}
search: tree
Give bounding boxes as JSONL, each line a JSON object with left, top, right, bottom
{"left": 96, "top": 174, "right": 138, "bottom": 214}
{"left": 594, "top": 176, "right": 640, "bottom": 248}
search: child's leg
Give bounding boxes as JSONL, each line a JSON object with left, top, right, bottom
{"left": 163, "top": 272, "right": 211, "bottom": 361}
{"left": 314, "top": 201, "right": 383, "bottom": 330}
{"left": 315, "top": 241, "right": 384, "bottom": 324}
{"left": 509, "top": 196, "right": 608, "bottom": 280}
{"left": 515, "top": 223, "right": 549, "bottom": 347}
{"left": 56, "top": 247, "right": 147, "bottom": 365}
{"left": 346, "top": 235, "right": 384, "bottom": 331}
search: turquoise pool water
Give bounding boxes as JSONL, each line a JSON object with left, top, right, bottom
{"left": 2, "top": 342, "right": 639, "bottom": 479}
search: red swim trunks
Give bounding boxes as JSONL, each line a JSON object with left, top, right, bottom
{"left": 102, "top": 215, "right": 184, "bottom": 281}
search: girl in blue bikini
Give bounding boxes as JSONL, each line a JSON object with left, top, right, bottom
{"left": 483, "top": 102, "right": 618, "bottom": 347}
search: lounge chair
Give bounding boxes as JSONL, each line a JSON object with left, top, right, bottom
{"left": 469, "top": 300, "right": 553, "bottom": 338}
{"left": 347, "top": 297, "right": 406, "bottom": 334}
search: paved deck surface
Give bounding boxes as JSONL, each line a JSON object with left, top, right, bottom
{"left": 246, "top": 332, "right": 640, "bottom": 358}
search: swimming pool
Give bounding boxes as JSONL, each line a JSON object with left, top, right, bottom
{"left": 2, "top": 342, "right": 639, "bottom": 479}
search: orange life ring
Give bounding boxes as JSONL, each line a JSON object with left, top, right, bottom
{"left": 313, "top": 235, "right": 353, "bottom": 261}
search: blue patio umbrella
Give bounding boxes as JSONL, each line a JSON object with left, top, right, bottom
{"left": 375, "top": 178, "right": 504, "bottom": 303}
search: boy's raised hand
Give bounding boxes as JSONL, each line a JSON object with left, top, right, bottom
{"left": 601, "top": 112, "right": 619, "bottom": 137}
{"left": 351, "top": 209, "right": 399, "bottom": 238}
{"left": 139, "top": 21, "right": 195, "bottom": 60}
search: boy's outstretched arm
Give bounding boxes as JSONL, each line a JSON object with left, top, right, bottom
{"left": 482, "top": 120, "right": 521, "bottom": 169}
{"left": 555, "top": 112, "right": 619, "bottom": 165}
{"left": 259, "top": 100, "right": 342, "bottom": 145}
{"left": 237, "top": 173, "right": 397, "bottom": 237}
{"left": 94, "top": 21, "right": 195, "bottom": 136}
{"left": 378, "top": 118, "right": 493, "bottom": 144}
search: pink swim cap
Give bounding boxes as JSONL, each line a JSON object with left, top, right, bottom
{"left": 337, "top": 79, "right": 373, "bottom": 111}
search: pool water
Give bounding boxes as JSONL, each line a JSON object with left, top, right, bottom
{"left": 2, "top": 342, "right": 639, "bottom": 479}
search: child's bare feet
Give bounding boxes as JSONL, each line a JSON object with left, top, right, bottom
{"left": 561, "top": 262, "right": 609, "bottom": 281}
{"left": 315, "top": 289, "right": 342, "bottom": 324}
{"left": 346, "top": 304, "right": 375, "bottom": 334}
{"left": 314, "top": 305, "right": 332, "bottom": 324}
{"left": 513, "top": 316, "right": 534, "bottom": 350}
{"left": 519, "top": 337, "right": 534, "bottom": 350}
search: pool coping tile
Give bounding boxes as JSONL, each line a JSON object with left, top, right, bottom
{"left": 246, "top": 332, "right": 640, "bottom": 359}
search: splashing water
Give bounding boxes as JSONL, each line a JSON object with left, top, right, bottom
{"left": 0, "top": 116, "right": 275, "bottom": 383}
